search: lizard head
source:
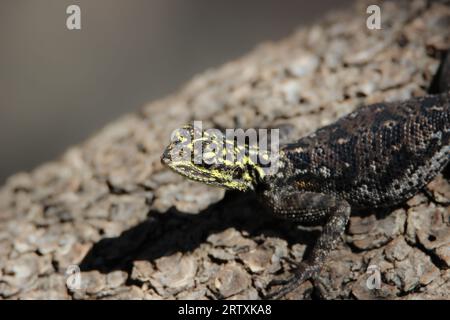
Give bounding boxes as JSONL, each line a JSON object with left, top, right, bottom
{"left": 161, "top": 124, "right": 267, "bottom": 191}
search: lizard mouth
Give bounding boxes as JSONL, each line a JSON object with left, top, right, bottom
{"left": 161, "top": 147, "right": 233, "bottom": 188}
{"left": 163, "top": 159, "right": 221, "bottom": 185}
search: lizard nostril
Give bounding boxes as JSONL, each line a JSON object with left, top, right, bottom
{"left": 161, "top": 151, "right": 171, "bottom": 165}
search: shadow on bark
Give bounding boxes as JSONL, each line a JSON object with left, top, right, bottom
{"left": 79, "top": 191, "right": 320, "bottom": 274}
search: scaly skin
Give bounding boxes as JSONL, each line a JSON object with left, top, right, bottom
{"left": 161, "top": 53, "right": 450, "bottom": 299}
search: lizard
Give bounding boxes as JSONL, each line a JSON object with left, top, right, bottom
{"left": 161, "top": 52, "right": 450, "bottom": 299}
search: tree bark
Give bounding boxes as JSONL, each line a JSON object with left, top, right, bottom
{"left": 0, "top": 0, "right": 449, "bottom": 299}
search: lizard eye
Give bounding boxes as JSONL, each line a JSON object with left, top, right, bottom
{"left": 232, "top": 166, "right": 243, "bottom": 177}
{"left": 203, "top": 162, "right": 213, "bottom": 169}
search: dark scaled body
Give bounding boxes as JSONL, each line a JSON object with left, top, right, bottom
{"left": 264, "top": 93, "right": 450, "bottom": 211}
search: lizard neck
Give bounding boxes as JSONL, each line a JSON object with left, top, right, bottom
{"left": 244, "top": 147, "right": 286, "bottom": 191}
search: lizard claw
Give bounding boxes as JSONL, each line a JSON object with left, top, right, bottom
{"left": 264, "top": 257, "right": 302, "bottom": 288}
{"left": 264, "top": 260, "right": 322, "bottom": 299}
{"left": 266, "top": 274, "right": 296, "bottom": 287}
{"left": 423, "top": 187, "right": 450, "bottom": 206}
{"left": 281, "top": 256, "right": 302, "bottom": 268}
{"left": 264, "top": 273, "right": 306, "bottom": 300}
{"left": 264, "top": 262, "right": 310, "bottom": 300}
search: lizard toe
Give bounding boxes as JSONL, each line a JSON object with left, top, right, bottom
{"left": 264, "top": 262, "right": 311, "bottom": 299}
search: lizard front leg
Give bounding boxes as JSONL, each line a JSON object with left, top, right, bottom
{"left": 263, "top": 191, "right": 351, "bottom": 299}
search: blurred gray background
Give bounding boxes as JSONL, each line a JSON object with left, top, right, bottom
{"left": 0, "top": 0, "right": 353, "bottom": 184}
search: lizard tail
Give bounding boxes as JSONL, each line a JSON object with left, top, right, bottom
{"left": 429, "top": 50, "right": 450, "bottom": 94}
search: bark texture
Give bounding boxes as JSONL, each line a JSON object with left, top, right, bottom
{"left": 0, "top": 0, "right": 449, "bottom": 299}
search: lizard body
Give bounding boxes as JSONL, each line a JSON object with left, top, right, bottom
{"left": 271, "top": 92, "right": 450, "bottom": 213}
{"left": 161, "top": 54, "right": 450, "bottom": 299}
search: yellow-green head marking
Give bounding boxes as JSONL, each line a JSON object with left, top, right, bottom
{"left": 161, "top": 123, "right": 277, "bottom": 191}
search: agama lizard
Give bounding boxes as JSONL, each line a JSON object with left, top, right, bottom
{"left": 161, "top": 53, "right": 450, "bottom": 299}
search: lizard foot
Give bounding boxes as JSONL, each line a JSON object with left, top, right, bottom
{"left": 423, "top": 187, "right": 450, "bottom": 206}
{"left": 264, "top": 261, "right": 318, "bottom": 300}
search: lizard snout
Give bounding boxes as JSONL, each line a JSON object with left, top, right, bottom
{"left": 161, "top": 149, "right": 171, "bottom": 166}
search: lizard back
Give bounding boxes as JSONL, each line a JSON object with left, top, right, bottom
{"left": 277, "top": 93, "right": 450, "bottom": 208}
